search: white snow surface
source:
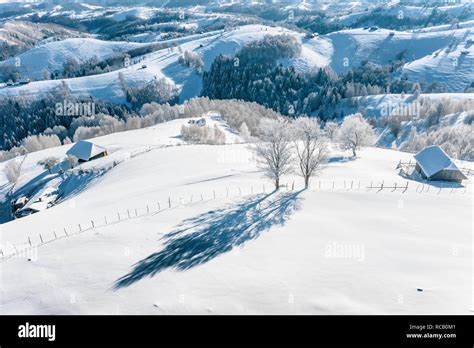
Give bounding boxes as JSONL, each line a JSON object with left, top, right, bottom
{"left": 0, "top": 38, "right": 144, "bottom": 81}
{"left": 0, "top": 117, "right": 472, "bottom": 315}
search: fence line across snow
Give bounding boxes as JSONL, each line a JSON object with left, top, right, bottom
{"left": 0, "top": 179, "right": 470, "bottom": 262}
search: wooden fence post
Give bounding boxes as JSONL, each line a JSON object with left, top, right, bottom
{"left": 135, "top": 208, "right": 138, "bottom": 217}
{"left": 91, "top": 220, "right": 95, "bottom": 228}
{"left": 118, "top": 212, "right": 121, "bottom": 221}
{"left": 127, "top": 209, "right": 131, "bottom": 218}
{"left": 28, "top": 237, "right": 32, "bottom": 246}
{"left": 104, "top": 216, "right": 108, "bottom": 225}
{"left": 64, "top": 227, "right": 69, "bottom": 236}
{"left": 53, "top": 231, "right": 57, "bottom": 239}
{"left": 168, "top": 197, "right": 171, "bottom": 208}
{"left": 78, "top": 224, "right": 82, "bottom": 232}
{"left": 403, "top": 181, "right": 409, "bottom": 193}
{"left": 392, "top": 182, "right": 397, "bottom": 192}
{"left": 39, "top": 234, "right": 44, "bottom": 243}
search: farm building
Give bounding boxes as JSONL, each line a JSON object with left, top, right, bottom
{"left": 66, "top": 140, "right": 108, "bottom": 163}
{"left": 414, "top": 145, "right": 467, "bottom": 183}
{"left": 14, "top": 187, "right": 59, "bottom": 218}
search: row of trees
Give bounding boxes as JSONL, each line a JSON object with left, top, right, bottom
{"left": 253, "top": 114, "right": 375, "bottom": 190}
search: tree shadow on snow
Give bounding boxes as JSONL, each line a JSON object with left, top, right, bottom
{"left": 113, "top": 190, "right": 303, "bottom": 289}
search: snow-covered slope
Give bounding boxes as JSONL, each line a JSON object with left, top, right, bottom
{"left": 0, "top": 118, "right": 472, "bottom": 314}
{"left": 0, "top": 38, "right": 145, "bottom": 80}
{"left": 0, "top": 20, "right": 88, "bottom": 59}
{"left": 1, "top": 23, "right": 473, "bottom": 101}
{"left": 107, "top": 7, "right": 158, "bottom": 22}
{"left": 336, "top": 3, "right": 474, "bottom": 26}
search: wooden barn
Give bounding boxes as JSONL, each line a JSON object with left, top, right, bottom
{"left": 414, "top": 145, "right": 467, "bottom": 183}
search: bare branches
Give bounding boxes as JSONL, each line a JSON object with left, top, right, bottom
{"left": 292, "top": 118, "right": 329, "bottom": 189}
{"left": 253, "top": 119, "right": 293, "bottom": 190}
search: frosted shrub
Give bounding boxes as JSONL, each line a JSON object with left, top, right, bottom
{"left": 180, "top": 124, "right": 226, "bottom": 145}
{"left": 37, "top": 156, "right": 60, "bottom": 174}
{"left": 22, "top": 134, "right": 61, "bottom": 153}
{"left": 3, "top": 160, "right": 21, "bottom": 185}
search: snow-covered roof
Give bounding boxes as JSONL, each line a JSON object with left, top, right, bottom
{"left": 19, "top": 187, "right": 58, "bottom": 213}
{"left": 414, "top": 145, "right": 464, "bottom": 178}
{"left": 66, "top": 140, "right": 107, "bottom": 161}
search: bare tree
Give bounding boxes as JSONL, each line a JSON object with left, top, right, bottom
{"left": 38, "top": 156, "right": 60, "bottom": 174}
{"left": 336, "top": 113, "right": 375, "bottom": 157}
{"left": 253, "top": 119, "right": 293, "bottom": 190}
{"left": 292, "top": 117, "right": 328, "bottom": 189}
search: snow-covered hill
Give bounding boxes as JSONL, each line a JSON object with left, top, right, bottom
{"left": 321, "top": 27, "right": 474, "bottom": 90}
{"left": 0, "top": 117, "right": 472, "bottom": 314}
{"left": 1, "top": 22, "right": 473, "bottom": 102}
{"left": 0, "top": 20, "right": 88, "bottom": 59}
{"left": 0, "top": 38, "right": 145, "bottom": 80}
{"left": 336, "top": 3, "right": 474, "bottom": 26}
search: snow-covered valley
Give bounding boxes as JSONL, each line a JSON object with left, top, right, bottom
{"left": 0, "top": 117, "right": 472, "bottom": 314}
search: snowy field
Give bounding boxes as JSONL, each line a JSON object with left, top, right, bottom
{"left": 0, "top": 118, "right": 472, "bottom": 314}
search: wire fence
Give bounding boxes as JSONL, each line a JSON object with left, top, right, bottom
{"left": 1, "top": 179, "right": 471, "bottom": 262}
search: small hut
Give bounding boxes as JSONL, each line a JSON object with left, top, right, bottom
{"left": 414, "top": 145, "right": 467, "bottom": 183}
{"left": 66, "top": 140, "right": 108, "bottom": 163}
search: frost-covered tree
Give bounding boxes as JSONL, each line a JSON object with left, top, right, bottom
{"left": 180, "top": 124, "right": 226, "bottom": 145}
{"left": 22, "top": 134, "right": 62, "bottom": 153}
{"left": 323, "top": 121, "right": 339, "bottom": 141}
{"left": 253, "top": 119, "right": 293, "bottom": 190}
{"left": 292, "top": 117, "right": 328, "bottom": 189}
{"left": 336, "top": 113, "right": 375, "bottom": 157}
{"left": 66, "top": 154, "right": 78, "bottom": 169}
{"left": 239, "top": 122, "right": 251, "bottom": 141}
{"left": 38, "top": 156, "right": 60, "bottom": 174}
{"left": 3, "top": 160, "right": 21, "bottom": 188}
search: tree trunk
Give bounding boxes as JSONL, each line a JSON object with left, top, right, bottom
{"left": 304, "top": 176, "right": 309, "bottom": 189}
{"left": 352, "top": 147, "right": 356, "bottom": 157}
{"left": 275, "top": 177, "right": 280, "bottom": 190}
